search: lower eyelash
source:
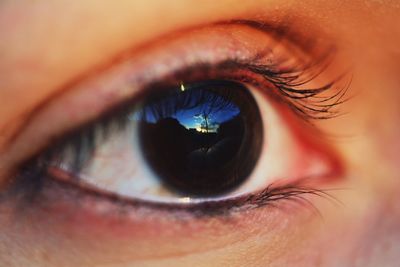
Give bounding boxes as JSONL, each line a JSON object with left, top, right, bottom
{"left": 5, "top": 158, "right": 335, "bottom": 219}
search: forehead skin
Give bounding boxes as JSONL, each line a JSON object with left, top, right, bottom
{"left": 1, "top": 1, "right": 400, "bottom": 267}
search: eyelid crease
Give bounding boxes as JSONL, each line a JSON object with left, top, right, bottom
{"left": 224, "top": 19, "right": 335, "bottom": 57}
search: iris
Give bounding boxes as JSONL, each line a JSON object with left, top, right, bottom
{"left": 136, "top": 80, "right": 263, "bottom": 197}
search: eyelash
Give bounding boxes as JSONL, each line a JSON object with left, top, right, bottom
{"left": 24, "top": 175, "right": 335, "bottom": 218}
{"left": 7, "top": 49, "right": 345, "bottom": 217}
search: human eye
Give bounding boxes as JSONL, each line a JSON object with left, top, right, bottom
{"left": 2, "top": 21, "right": 346, "bottom": 244}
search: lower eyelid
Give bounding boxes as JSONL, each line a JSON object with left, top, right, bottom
{"left": 9, "top": 171, "right": 325, "bottom": 260}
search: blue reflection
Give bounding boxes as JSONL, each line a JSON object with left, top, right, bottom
{"left": 174, "top": 104, "right": 239, "bottom": 132}
{"left": 134, "top": 86, "right": 240, "bottom": 133}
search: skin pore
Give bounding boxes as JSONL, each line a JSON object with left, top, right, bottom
{"left": 1, "top": 0, "right": 400, "bottom": 266}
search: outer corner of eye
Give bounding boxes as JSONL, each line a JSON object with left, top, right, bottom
{"left": 233, "top": 84, "right": 342, "bottom": 194}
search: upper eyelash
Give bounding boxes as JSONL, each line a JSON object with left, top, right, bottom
{"left": 157, "top": 49, "right": 349, "bottom": 121}
{"left": 244, "top": 55, "right": 351, "bottom": 120}
{"left": 226, "top": 19, "right": 351, "bottom": 119}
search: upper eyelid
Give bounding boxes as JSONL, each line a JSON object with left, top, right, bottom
{"left": 0, "top": 21, "right": 337, "bottom": 178}
{"left": 0, "top": 17, "right": 334, "bottom": 150}
{"left": 3, "top": 19, "right": 329, "bottom": 141}
{"left": 13, "top": 20, "right": 328, "bottom": 128}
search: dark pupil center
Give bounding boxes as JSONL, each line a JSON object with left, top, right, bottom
{"left": 137, "top": 80, "right": 263, "bottom": 197}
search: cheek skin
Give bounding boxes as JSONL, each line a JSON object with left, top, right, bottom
{"left": 0, "top": 192, "right": 326, "bottom": 266}
{"left": 6, "top": 196, "right": 396, "bottom": 267}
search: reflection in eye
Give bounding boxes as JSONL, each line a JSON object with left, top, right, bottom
{"left": 138, "top": 80, "right": 262, "bottom": 196}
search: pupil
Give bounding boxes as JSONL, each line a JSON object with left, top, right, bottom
{"left": 137, "top": 80, "right": 263, "bottom": 197}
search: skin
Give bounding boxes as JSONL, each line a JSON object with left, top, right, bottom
{"left": 0, "top": 0, "right": 400, "bottom": 266}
